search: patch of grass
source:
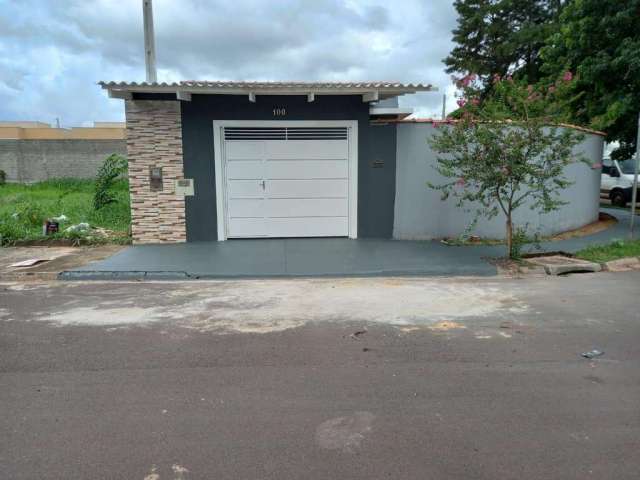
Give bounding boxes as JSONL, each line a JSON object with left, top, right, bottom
{"left": 575, "top": 239, "right": 640, "bottom": 263}
{"left": 0, "top": 178, "right": 130, "bottom": 245}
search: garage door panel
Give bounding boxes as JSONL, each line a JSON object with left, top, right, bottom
{"left": 228, "top": 198, "right": 264, "bottom": 218}
{"left": 228, "top": 180, "right": 264, "bottom": 198}
{"left": 265, "top": 198, "right": 347, "bottom": 217}
{"left": 268, "top": 217, "right": 348, "bottom": 237}
{"left": 225, "top": 141, "right": 263, "bottom": 160}
{"left": 268, "top": 179, "right": 348, "bottom": 198}
{"left": 265, "top": 140, "right": 348, "bottom": 160}
{"left": 265, "top": 159, "right": 347, "bottom": 179}
{"left": 221, "top": 125, "right": 354, "bottom": 238}
{"left": 228, "top": 218, "right": 267, "bottom": 238}
{"left": 227, "top": 160, "right": 264, "bottom": 179}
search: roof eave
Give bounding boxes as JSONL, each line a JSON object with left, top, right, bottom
{"left": 99, "top": 82, "right": 436, "bottom": 102}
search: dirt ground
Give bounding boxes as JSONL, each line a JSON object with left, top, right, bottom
{"left": 0, "top": 245, "right": 125, "bottom": 281}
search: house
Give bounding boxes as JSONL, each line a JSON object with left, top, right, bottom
{"left": 100, "top": 81, "right": 604, "bottom": 244}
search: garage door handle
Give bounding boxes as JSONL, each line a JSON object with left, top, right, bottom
{"left": 260, "top": 180, "right": 266, "bottom": 190}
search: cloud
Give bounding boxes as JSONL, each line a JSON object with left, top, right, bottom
{"left": 0, "top": 0, "right": 459, "bottom": 125}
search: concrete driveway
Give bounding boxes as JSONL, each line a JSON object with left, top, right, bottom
{"left": 60, "top": 208, "right": 634, "bottom": 280}
{"left": 1, "top": 272, "right": 639, "bottom": 479}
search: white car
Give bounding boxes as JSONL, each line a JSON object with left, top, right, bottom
{"left": 601, "top": 158, "right": 637, "bottom": 207}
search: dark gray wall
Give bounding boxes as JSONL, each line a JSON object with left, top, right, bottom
{"left": 0, "top": 139, "right": 126, "bottom": 183}
{"left": 176, "top": 94, "right": 397, "bottom": 241}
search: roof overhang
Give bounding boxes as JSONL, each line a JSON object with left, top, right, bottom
{"left": 369, "top": 106, "right": 414, "bottom": 121}
{"left": 99, "top": 81, "right": 436, "bottom": 103}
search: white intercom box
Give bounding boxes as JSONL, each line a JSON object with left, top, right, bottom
{"left": 175, "top": 178, "right": 194, "bottom": 196}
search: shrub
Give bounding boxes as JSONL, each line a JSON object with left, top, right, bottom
{"left": 0, "top": 217, "right": 27, "bottom": 245}
{"left": 0, "top": 170, "right": 6, "bottom": 185}
{"left": 14, "top": 203, "right": 46, "bottom": 227}
{"left": 94, "top": 154, "right": 128, "bottom": 210}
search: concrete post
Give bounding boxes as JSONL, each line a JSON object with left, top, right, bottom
{"left": 630, "top": 112, "right": 640, "bottom": 237}
{"left": 142, "top": 0, "right": 157, "bottom": 83}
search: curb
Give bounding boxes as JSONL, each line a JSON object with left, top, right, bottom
{"left": 58, "top": 270, "right": 193, "bottom": 281}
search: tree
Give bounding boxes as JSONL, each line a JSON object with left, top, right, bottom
{"left": 428, "top": 74, "right": 585, "bottom": 257}
{"left": 540, "top": 0, "right": 640, "bottom": 160}
{"left": 444, "top": 0, "right": 564, "bottom": 92}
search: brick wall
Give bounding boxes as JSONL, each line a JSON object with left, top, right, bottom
{"left": 125, "top": 100, "right": 186, "bottom": 244}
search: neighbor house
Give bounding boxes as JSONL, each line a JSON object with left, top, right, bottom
{"left": 100, "top": 81, "right": 604, "bottom": 244}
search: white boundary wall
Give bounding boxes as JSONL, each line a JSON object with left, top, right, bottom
{"left": 393, "top": 123, "right": 604, "bottom": 240}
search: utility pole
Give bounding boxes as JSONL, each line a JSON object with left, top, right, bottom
{"left": 630, "top": 112, "right": 640, "bottom": 238}
{"left": 441, "top": 93, "right": 446, "bottom": 120}
{"left": 142, "top": 0, "right": 157, "bottom": 83}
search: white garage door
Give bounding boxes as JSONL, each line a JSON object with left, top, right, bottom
{"left": 219, "top": 124, "right": 356, "bottom": 238}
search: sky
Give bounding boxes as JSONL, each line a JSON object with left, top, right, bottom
{"left": 0, "top": 0, "right": 460, "bottom": 127}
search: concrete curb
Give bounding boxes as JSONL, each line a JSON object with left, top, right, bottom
{"left": 526, "top": 255, "right": 602, "bottom": 276}
{"left": 542, "top": 262, "right": 602, "bottom": 275}
{"left": 58, "top": 270, "right": 192, "bottom": 281}
{"left": 602, "top": 257, "right": 640, "bottom": 272}
{"left": 58, "top": 267, "right": 499, "bottom": 281}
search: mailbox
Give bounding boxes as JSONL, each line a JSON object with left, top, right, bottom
{"left": 149, "top": 167, "right": 163, "bottom": 191}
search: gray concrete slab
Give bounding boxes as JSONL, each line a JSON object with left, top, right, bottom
{"left": 60, "top": 208, "right": 634, "bottom": 279}
{"left": 61, "top": 238, "right": 500, "bottom": 279}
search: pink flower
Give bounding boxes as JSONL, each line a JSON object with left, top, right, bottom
{"left": 456, "top": 98, "right": 467, "bottom": 108}
{"left": 562, "top": 71, "right": 573, "bottom": 82}
{"left": 459, "top": 73, "right": 477, "bottom": 88}
{"left": 492, "top": 74, "right": 501, "bottom": 84}
{"left": 455, "top": 177, "right": 466, "bottom": 187}
{"left": 548, "top": 85, "right": 556, "bottom": 94}
{"left": 506, "top": 75, "right": 513, "bottom": 82}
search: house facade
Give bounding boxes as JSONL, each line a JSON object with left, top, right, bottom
{"left": 101, "top": 81, "right": 604, "bottom": 244}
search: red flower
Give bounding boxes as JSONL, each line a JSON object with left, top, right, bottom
{"left": 562, "top": 71, "right": 573, "bottom": 82}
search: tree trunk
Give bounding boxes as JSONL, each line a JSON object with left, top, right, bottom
{"left": 506, "top": 216, "right": 513, "bottom": 258}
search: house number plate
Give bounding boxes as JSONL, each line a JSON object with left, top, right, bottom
{"left": 272, "top": 108, "right": 286, "bottom": 117}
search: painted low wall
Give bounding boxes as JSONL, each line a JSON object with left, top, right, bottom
{"left": 0, "top": 139, "right": 126, "bottom": 183}
{"left": 393, "top": 123, "right": 604, "bottom": 240}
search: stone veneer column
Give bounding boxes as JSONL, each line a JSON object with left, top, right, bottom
{"left": 124, "top": 100, "right": 187, "bottom": 244}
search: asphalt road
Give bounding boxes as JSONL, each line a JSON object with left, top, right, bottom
{"left": 1, "top": 273, "right": 639, "bottom": 479}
